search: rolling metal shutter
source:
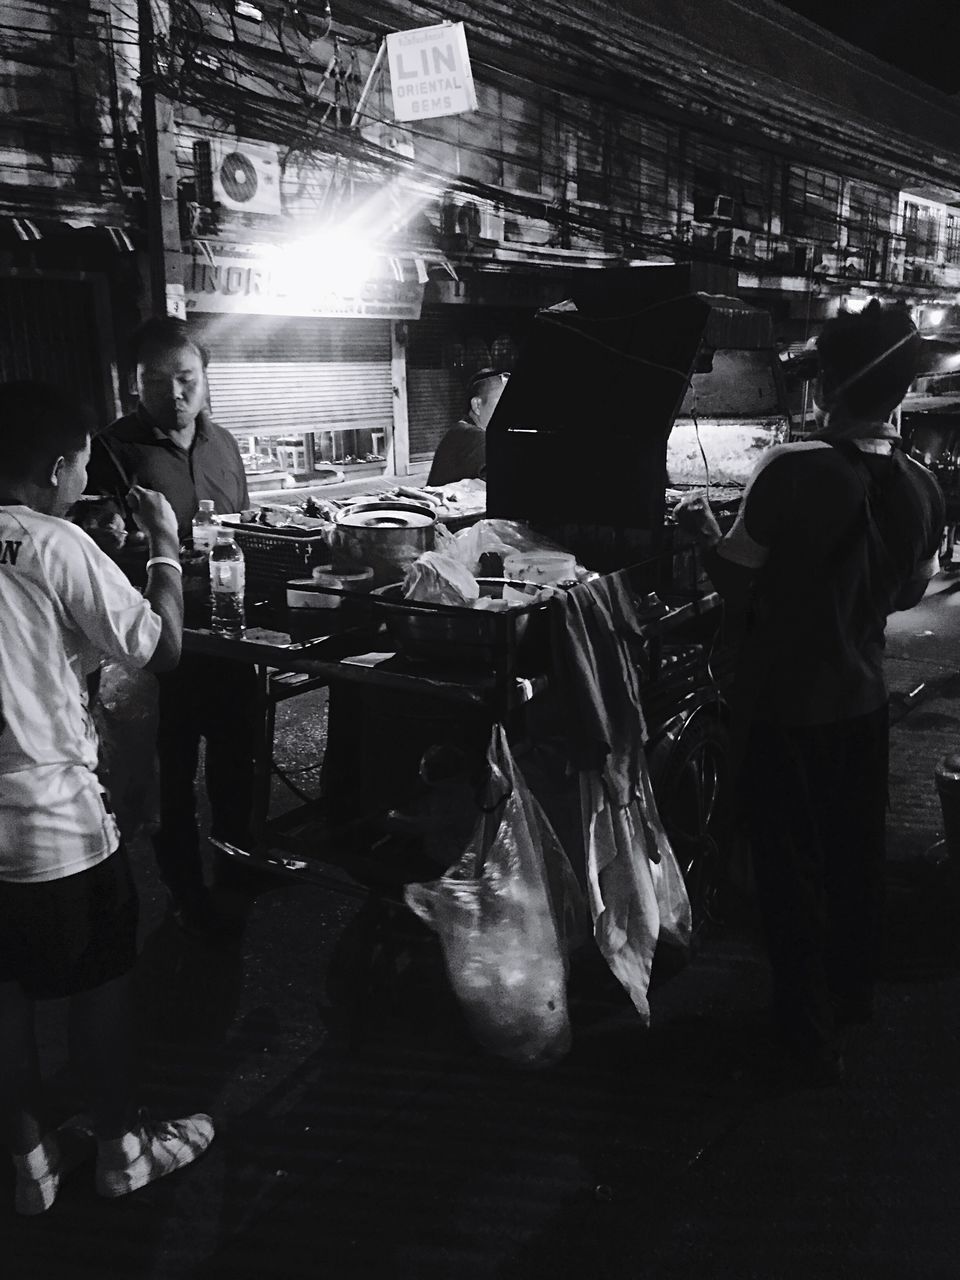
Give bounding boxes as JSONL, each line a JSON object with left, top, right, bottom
{"left": 406, "top": 306, "right": 530, "bottom": 459}
{"left": 407, "top": 311, "right": 462, "bottom": 459}
{"left": 187, "top": 316, "right": 392, "bottom": 436}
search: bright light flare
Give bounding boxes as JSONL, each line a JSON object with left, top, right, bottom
{"left": 928, "top": 309, "right": 945, "bottom": 327}
{"left": 265, "top": 230, "right": 377, "bottom": 298}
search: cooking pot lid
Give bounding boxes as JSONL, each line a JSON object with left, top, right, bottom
{"left": 338, "top": 507, "right": 435, "bottom": 529}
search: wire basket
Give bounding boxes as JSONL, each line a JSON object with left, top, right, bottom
{"left": 228, "top": 524, "right": 331, "bottom": 598}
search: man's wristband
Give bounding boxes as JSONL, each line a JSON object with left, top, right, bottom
{"left": 146, "top": 555, "right": 183, "bottom": 575}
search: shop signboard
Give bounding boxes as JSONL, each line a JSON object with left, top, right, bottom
{"left": 185, "top": 249, "right": 424, "bottom": 319}
{"left": 385, "top": 22, "right": 477, "bottom": 122}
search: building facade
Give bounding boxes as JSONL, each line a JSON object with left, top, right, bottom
{"left": 6, "top": 0, "right": 960, "bottom": 474}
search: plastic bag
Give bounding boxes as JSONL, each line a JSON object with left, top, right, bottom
{"left": 446, "top": 519, "right": 588, "bottom": 578}
{"left": 403, "top": 550, "right": 480, "bottom": 606}
{"left": 405, "top": 725, "right": 587, "bottom": 1067}
{"left": 580, "top": 770, "right": 692, "bottom": 1025}
{"left": 92, "top": 661, "right": 160, "bottom": 840}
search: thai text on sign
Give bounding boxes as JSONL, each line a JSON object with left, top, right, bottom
{"left": 385, "top": 22, "right": 478, "bottom": 122}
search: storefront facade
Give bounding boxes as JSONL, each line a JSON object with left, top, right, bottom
{"left": 183, "top": 241, "right": 424, "bottom": 484}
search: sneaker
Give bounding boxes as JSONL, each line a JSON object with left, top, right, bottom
{"left": 13, "top": 1136, "right": 61, "bottom": 1216}
{"left": 95, "top": 1109, "right": 215, "bottom": 1198}
{"left": 12, "top": 1116, "right": 95, "bottom": 1215}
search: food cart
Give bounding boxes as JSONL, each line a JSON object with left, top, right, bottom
{"left": 898, "top": 341, "right": 960, "bottom": 567}
{"left": 194, "top": 264, "right": 791, "bottom": 929}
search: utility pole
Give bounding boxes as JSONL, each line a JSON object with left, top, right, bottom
{"left": 137, "top": 0, "right": 184, "bottom": 317}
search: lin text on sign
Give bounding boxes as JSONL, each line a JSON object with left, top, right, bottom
{"left": 385, "top": 22, "right": 478, "bottom": 122}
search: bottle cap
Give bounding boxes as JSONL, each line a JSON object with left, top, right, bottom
{"left": 199, "top": 499, "right": 215, "bottom": 512}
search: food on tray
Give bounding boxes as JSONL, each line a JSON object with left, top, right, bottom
{"left": 238, "top": 503, "right": 332, "bottom": 531}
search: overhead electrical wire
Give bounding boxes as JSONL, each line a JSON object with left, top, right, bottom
{"left": 159, "top": 0, "right": 706, "bottom": 258}
{"left": 6, "top": 0, "right": 919, "bottom": 271}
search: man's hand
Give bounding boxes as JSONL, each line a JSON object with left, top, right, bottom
{"left": 673, "top": 492, "right": 723, "bottom": 547}
{"left": 126, "top": 485, "right": 178, "bottom": 556}
{"left": 69, "top": 497, "right": 127, "bottom": 557}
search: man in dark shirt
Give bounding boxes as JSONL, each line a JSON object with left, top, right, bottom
{"left": 677, "top": 301, "right": 943, "bottom": 1083}
{"left": 427, "top": 368, "right": 508, "bottom": 487}
{"left": 87, "top": 317, "right": 257, "bottom": 936}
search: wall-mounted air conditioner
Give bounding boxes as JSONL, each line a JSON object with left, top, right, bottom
{"left": 815, "top": 248, "right": 864, "bottom": 278}
{"left": 194, "top": 138, "right": 282, "bottom": 216}
{"left": 439, "top": 192, "right": 505, "bottom": 248}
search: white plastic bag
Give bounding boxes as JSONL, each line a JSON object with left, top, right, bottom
{"left": 580, "top": 771, "right": 692, "bottom": 1025}
{"left": 405, "top": 725, "right": 586, "bottom": 1067}
{"left": 92, "top": 661, "right": 160, "bottom": 840}
{"left": 403, "top": 550, "right": 480, "bottom": 605}
{"left": 446, "top": 519, "right": 588, "bottom": 578}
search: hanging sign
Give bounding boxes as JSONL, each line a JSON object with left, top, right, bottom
{"left": 385, "top": 22, "right": 478, "bottom": 122}
{"left": 185, "top": 249, "right": 423, "bottom": 319}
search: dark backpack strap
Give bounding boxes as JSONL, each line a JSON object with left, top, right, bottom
{"left": 827, "top": 439, "right": 912, "bottom": 610}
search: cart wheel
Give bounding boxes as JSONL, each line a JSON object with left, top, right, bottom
{"left": 650, "top": 714, "right": 732, "bottom": 931}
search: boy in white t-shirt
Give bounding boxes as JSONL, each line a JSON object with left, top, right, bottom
{"left": 0, "top": 382, "right": 214, "bottom": 1213}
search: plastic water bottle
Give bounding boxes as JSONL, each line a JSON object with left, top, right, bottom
{"left": 209, "top": 528, "right": 245, "bottom": 635}
{"left": 192, "top": 499, "right": 217, "bottom": 553}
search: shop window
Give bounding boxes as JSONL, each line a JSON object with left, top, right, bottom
{"left": 234, "top": 427, "right": 386, "bottom": 480}
{"left": 902, "top": 200, "right": 942, "bottom": 260}
{"left": 456, "top": 83, "right": 502, "bottom": 187}
{"left": 684, "top": 136, "right": 773, "bottom": 235}
{"left": 946, "top": 214, "right": 960, "bottom": 266}
{"left": 845, "top": 182, "right": 895, "bottom": 278}
{"left": 576, "top": 109, "right": 612, "bottom": 205}
{"left": 637, "top": 119, "right": 674, "bottom": 238}
{"left": 501, "top": 92, "right": 545, "bottom": 194}
{"left": 692, "top": 175, "right": 734, "bottom": 223}
{"left": 785, "top": 166, "right": 842, "bottom": 241}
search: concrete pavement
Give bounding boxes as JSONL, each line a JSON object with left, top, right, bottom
{"left": 7, "top": 577, "right": 960, "bottom": 1279}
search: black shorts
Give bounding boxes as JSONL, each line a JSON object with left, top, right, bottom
{"left": 0, "top": 847, "right": 139, "bottom": 999}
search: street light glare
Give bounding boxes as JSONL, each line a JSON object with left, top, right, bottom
{"left": 928, "top": 309, "right": 945, "bottom": 327}
{"left": 266, "top": 230, "right": 376, "bottom": 297}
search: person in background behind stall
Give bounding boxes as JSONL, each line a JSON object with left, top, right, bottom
{"left": 427, "top": 368, "right": 509, "bottom": 487}
{"left": 0, "top": 382, "right": 214, "bottom": 1215}
{"left": 675, "top": 300, "right": 944, "bottom": 1087}
{"left": 86, "top": 316, "right": 259, "bottom": 938}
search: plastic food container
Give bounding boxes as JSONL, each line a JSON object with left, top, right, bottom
{"left": 503, "top": 551, "right": 577, "bottom": 586}
{"left": 285, "top": 565, "right": 373, "bottom": 609}
{"left": 370, "top": 578, "right": 545, "bottom": 665}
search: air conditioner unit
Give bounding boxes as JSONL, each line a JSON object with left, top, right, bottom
{"left": 439, "top": 192, "right": 504, "bottom": 248}
{"left": 815, "top": 248, "right": 864, "bottom": 278}
{"left": 751, "top": 234, "right": 778, "bottom": 263}
{"left": 194, "top": 138, "right": 282, "bottom": 216}
{"left": 729, "top": 227, "right": 753, "bottom": 256}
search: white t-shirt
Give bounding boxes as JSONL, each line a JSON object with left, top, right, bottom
{"left": 0, "top": 506, "right": 161, "bottom": 882}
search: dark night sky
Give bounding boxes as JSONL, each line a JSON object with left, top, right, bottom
{"left": 777, "top": 1, "right": 960, "bottom": 93}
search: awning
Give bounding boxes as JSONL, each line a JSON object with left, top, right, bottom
{"left": 0, "top": 217, "right": 135, "bottom": 252}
